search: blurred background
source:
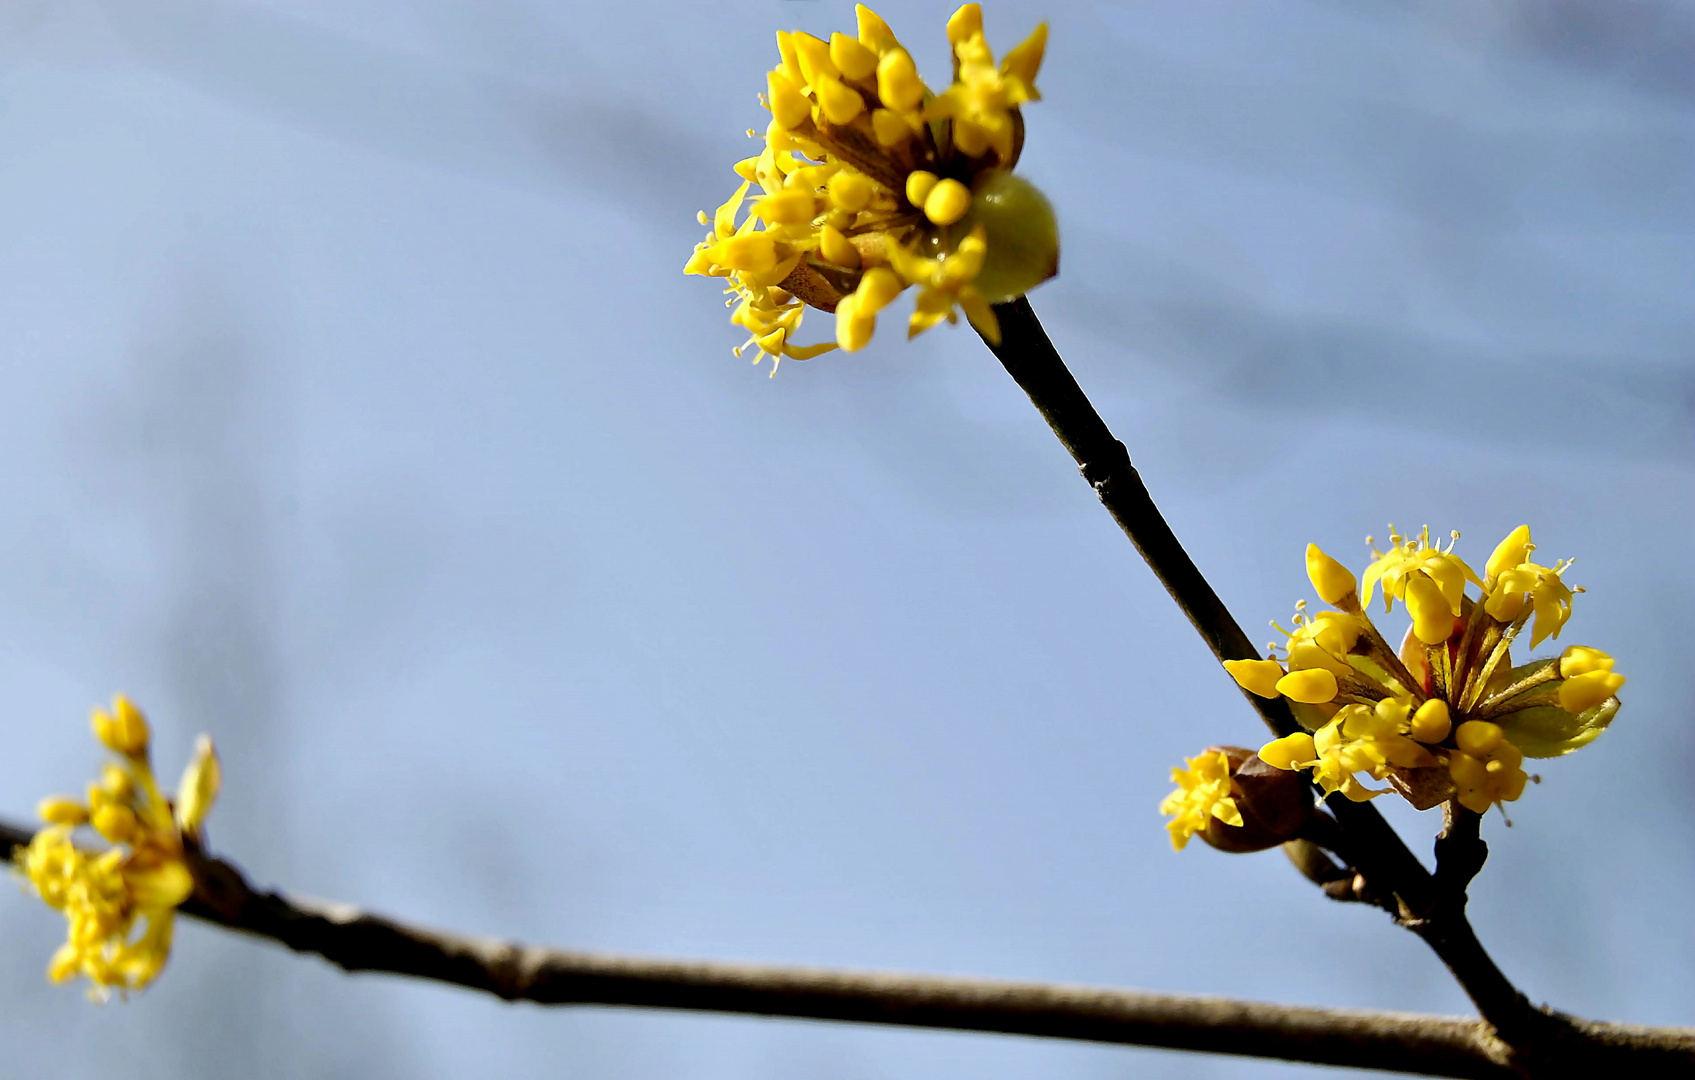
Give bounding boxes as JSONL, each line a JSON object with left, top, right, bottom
{"left": 0, "top": 1, "right": 1689, "bottom": 1077}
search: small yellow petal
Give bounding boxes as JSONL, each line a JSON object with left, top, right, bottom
{"left": 871, "top": 108, "right": 912, "bottom": 147}
{"left": 1485, "top": 525, "right": 1532, "bottom": 580}
{"left": 1559, "top": 646, "right": 1614, "bottom": 679}
{"left": 876, "top": 48, "right": 925, "bottom": 112}
{"left": 827, "top": 171, "right": 874, "bottom": 213}
{"left": 174, "top": 734, "right": 221, "bottom": 834}
{"left": 1259, "top": 732, "right": 1316, "bottom": 770}
{"left": 1000, "top": 22, "right": 1048, "bottom": 86}
{"left": 90, "top": 803, "right": 138, "bottom": 843}
{"left": 856, "top": 5, "right": 899, "bottom": 53}
{"left": 817, "top": 225, "right": 861, "bottom": 268}
{"left": 1276, "top": 668, "right": 1339, "bottom": 705}
{"left": 814, "top": 75, "right": 866, "bottom": 126}
{"left": 792, "top": 32, "right": 838, "bottom": 88}
{"left": 752, "top": 189, "right": 817, "bottom": 226}
{"left": 829, "top": 32, "right": 879, "bottom": 81}
{"left": 1223, "top": 658, "right": 1285, "bottom": 699}
{"left": 946, "top": 4, "right": 983, "bottom": 46}
{"left": 37, "top": 797, "right": 88, "bottom": 826}
{"left": 766, "top": 70, "right": 810, "bottom": 130}
{"left": 835, "top": 297, "right": 875, "bottom": 352}
{"left": 855, "top": 266, "right": 906, "bottom": 314}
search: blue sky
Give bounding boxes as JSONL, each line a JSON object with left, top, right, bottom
{"left": 0, "top": 2, "right": 1690, "bottom": 1077}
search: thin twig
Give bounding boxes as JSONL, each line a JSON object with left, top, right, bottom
{"left": 5, "top": 823, "right": 1691, "bottom": 1074}
{"left": 979, "top": 298, "right": 1432, "bottom": 901}
{"left": 8, "top": 818, "right": 1672, "bottom": 1078}
{"left": 974, "top": 298, "right": 1667, "bottom": 1073}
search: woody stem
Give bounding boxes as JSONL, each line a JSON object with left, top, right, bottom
{"left": 977, "top": 297, "right": 1565, "bottom": 1060}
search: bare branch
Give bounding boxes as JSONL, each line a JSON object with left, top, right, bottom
{"left": 4, "top": 820, "right": 1689, "bottom": 1077}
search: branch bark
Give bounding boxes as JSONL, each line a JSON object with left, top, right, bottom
{"left": 11, "top": 817, "right": 1676, "bottom": 1078}
{"left": 975, "top": 298, "right": 1688, "bottom": 1074}
{"left": 5, "top": 819, "right": 1690, "bottom": 1077}
{"left": 978, "top": 298, "right": 1432, "bottom": 903}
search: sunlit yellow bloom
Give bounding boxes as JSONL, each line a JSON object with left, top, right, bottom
{"left": 927, "top": 8, "right": 1046, "bottom": 161}
{"left": 1230, "top": 525, "right": 1621, "bottom": 819}
{"left": 20, "top": 698, "right": 219, "bottom": 999}
{"left": 1159, "top": 750, "right": 1243, "bottom": 851}
{"left": 685, "top": 4, "right": 1058, "bottom": 371}
{"left": 1290, "top": 700, "right": 1436, "bottom": 802}
{"left": 1485, "top": 557, "right": 1578, "bottom": 648}
{"left": 1361, "top": 526, "right": 1480, "bottom": 618}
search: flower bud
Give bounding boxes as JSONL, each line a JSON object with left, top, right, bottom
{"left": 174, "top": 735, "right": 221, "bottom": 836}
{"left": 1305, "top": 543, "right": 1357, "bottom": 606}
{"left": 1485, "top": 525, "right": 1532, "bottom": 581}
{"left": 958, "top": 171, "right": 1058, "bottom": 303}
{"left": 92, "top": 696, "right": 150, "bottom": 757}
{"left": 1258, "top": 731, "right": 1315, "bottom": 771}
{"left": 1276, "top": 668, "right": 1338, "bottom": 704}
{"left": 91, "top": 803, "right": 138, "bottom": 844}
{"left": 36, "top": 797, "right": 88, "bottom": 827}
{"left": 1404, "top": 573, "right": 1455, "bottom": 645}
{"left": 1223, "top": 658, "right": 1284, "bottom": 699}
{"left": 1558, "top": 646, "right": 1614, "bottom": 679}
{"left": 1557, "top": 669, "right": 1625, "bottom": 716}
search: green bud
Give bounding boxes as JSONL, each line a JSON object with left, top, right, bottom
{"left": 960, "top": 171, "right": 1058, "bottom": 304}
{"left": 1495, "top": 698, "right": 1619, "bottom": 759}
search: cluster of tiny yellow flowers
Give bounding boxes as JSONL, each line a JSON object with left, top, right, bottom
{"left": 1191, "top": 525, "right": 1621, "bottom": 825}
{"left": 20, "top": 697, "right": 219, "bottom": 998}
{"left": 684, "top": 4, "right": 1059, "bottom": 373}
{"left": 1159, "top": 750, "right": 1243, "bottom": 851}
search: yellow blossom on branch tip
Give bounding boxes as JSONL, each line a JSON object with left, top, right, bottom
{"left": 1159, "top": 751, "right": 1243, "bottom": 851}
{"left": 23, "top": 698, "right": 221, "bottom": 999}
{"left": 1214, "top": 525, "right": 1623, "bottom": 821}
{"left": 686, "top": 4, "right": 1057, "bottom": 370}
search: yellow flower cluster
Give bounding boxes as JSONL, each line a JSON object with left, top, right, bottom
{"left": 1159, "top": 750, "right": 1243, "bottom": 851}
{"left": 684, "top": 4, "right": 1059, "bottom": 373}
{"left": 1226, "top": 526, "right": 1622, "bottom": 816}
{"left": 21, "top": 697, "right": 219, "bottom": 998}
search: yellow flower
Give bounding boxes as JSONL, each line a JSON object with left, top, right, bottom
{"left": 1361, "top": 526, "right": 1479, "bottom": 620}
{"left": 1262, "top": 701, "right": 1436, "bottom": 804}
{"left": 1230, "top": 525, "right": 1622, "bottom": 818}
{"left": 20, "top": 698, "right": 219, "bottom": 999}
{"left": 685, "top": 4, "right": 1058, "bottom": 371}
{"left": 1159, "top": 750, "right": 1243, "bottom": 851}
